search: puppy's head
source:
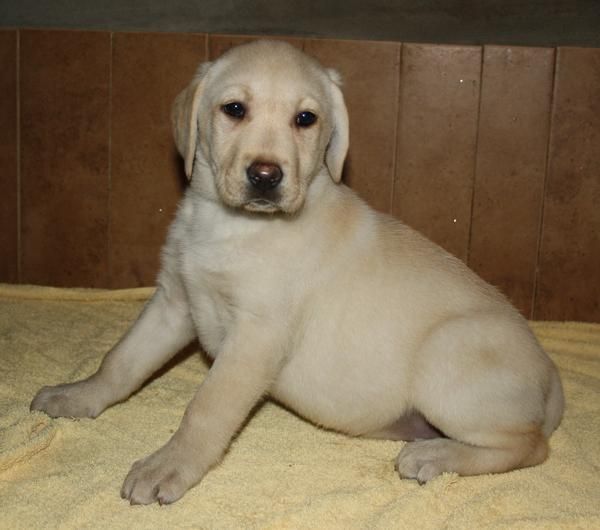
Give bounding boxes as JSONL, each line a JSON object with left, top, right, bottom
{"left": 172, "top": 40, "right": 349, "bottom": 214}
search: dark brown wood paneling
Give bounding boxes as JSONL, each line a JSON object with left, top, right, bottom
{"left": 109, "top": 32, "right": 207, "bottom": 288}
{"left": 20, "top": 30, "right": 111, "bottom": 287}
{"left": 535, "top": 47, "right": 600, "bottom": 322}
{"left": 469, "top": 46, "right": 554, "bottom": 317}
{"left": 9, "top": 29, "right": 600, "bottom": 322}
{"left": 0, "top": 30, "right": 18, "bottom": 283}
{"left": 393, "top": 44, "right": 482, "bottom": 261}
{"left": 304, "top": 39, "right": 401, "bottom": 214}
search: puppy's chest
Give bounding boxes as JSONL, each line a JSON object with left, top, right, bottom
{"left": 183, "top": 231, "right": 264, "bottom": 290}
{"left": 179, "top": 232, "right": 275, "bottom": 355}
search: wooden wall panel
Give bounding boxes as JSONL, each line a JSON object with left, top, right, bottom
{"left": 469, "top": 46, "right": 554, "bottom": 317}
{"left": 0, "top": 30, "right": 18, "bottom": 283}
{"left": 109, "top": 32, "right": 206, "bottom": 288}
{"left": 305, "top": 39, "right": 401, "bottom": 213}
{"left": 3, "top": 29, "right": 599, "bottom": 322}
{"left": 20, "top": 30, "right": 111, "bottom": 287}
{"left": 535, "top": 47, "right": 600, "bottom": 322}
{"left": 393, "top": 44, "right": 482, "bottom": 262}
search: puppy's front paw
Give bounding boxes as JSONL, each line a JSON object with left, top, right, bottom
{"left": 30, "top": 380, "right": 105, "bottom": 419}
{"left": 121, "top": 440, "right": 202, "bottom": 505}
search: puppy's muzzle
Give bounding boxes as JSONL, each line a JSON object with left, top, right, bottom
{"left": 246, "top": 161, "right": 283, "bottom": 193}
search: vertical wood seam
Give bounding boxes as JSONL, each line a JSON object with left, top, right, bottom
{"left": 16, "top": 29, "right": 21, "bottom": 283}
{"left": 389, "top": 42, "right": 402, "bottom": 215}
{"left": 531, "top": 46, "right": 559, "bottom": 320}
{"left": 107, "top": 31, "right": 114, "bottom": 288}
{"left": 466, "top": 44, "right": 486, "bottom": 267}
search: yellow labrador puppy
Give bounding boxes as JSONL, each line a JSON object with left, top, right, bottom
{"left": 31, "top": 40, "right": 564, "bottom": 505}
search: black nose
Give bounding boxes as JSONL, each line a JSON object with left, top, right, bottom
{"left": 246, "top": 161, "right": 283, "bottom": 192}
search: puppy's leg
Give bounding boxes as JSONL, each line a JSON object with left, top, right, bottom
{"left": 395, "top": 314, "right": 557, "bottom": 483}
{"left": 31, "top": 285, "right": 195, "bottom": 418}
{"left": 121, "top": 317, "right": 284, "bottom": 505}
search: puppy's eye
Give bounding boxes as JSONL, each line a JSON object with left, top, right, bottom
{"left": 295, "top": 111, "right": 317, "bottom": 128}
{"left": 221, "top": 101, "right": 246, "bottom": 119}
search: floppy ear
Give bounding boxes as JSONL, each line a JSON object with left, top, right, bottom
{"left": 171, "top": 62, "right": 212, "bottom": 179}
{"left": 325, "top": 69, "right": 349, "bottom": 183}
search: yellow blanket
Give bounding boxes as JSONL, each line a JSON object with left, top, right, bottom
{"left": 1, "top": 284, "right": 599, "bottom": 529}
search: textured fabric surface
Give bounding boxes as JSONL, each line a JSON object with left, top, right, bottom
{"left": 1, "top": 284, "right": 599, "bottom": 529}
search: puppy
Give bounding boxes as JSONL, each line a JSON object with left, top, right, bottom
{"left": 31, "top": 40, "right": 564, "bottom": 505}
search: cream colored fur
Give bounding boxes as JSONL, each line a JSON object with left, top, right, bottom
{"left": 31, "top": 40, "right": 564, "bottom": 505}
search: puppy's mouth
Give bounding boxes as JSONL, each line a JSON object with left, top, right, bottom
{"left": 243, "top": 198, "right": 281, "bottom": 213}
{"left": 242, "top": 184, "right": 284, "bottom": 213}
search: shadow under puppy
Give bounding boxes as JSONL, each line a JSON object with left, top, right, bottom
{"left": 31, "top": 40, "right": 564, "bottom": 505}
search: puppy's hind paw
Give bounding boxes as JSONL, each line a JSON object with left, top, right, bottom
{"left": 395, "top": 439, "right": 453, "bottom": 484}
